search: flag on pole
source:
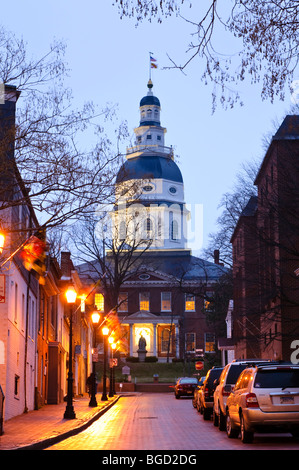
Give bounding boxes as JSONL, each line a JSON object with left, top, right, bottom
{"left": 150, "top": 55, "right": 158, "bottom": 69}
{"left": 19, "top": 231, "right": 46, "bottom": 284}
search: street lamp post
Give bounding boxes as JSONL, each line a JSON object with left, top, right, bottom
{"left": 101, "top": 326, "right": 109, "bottom": 401}
{"left": 89, "top": 311, "right": 101, "bottom": 407}
{"left": 108, "top": 337, "right": 115, "bottom": 398}
{"left": 64, "top": 287, "right": 77, "bottom": 420}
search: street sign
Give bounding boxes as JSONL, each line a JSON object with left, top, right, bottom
{"left": 0, "top": 275, "right": 5, "bottom": 303}
{"left": 92, "top": 348, "right": 98, "bottom": 362}
{"left": 195, "top": 361, "right": 204, "bottom": 370}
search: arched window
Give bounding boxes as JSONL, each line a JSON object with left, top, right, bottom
{"left": 169, "top": 211, "right": 179, "bottom": 241}
{"left": 144, "top": 217, "right": 153, "bottom": 239}
{"left": 119, "top": 220, "right": 127, "bottom": 241}
{"left": 147, "top": 108, "right": 152, "bottom": 117}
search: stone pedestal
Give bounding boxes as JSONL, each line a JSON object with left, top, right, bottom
{"left": 137, "top": 349, "right": 147, "bottom": 362}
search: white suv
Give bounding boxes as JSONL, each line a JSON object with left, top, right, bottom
{"left": 213, "top": 360, "right": 269, "bottom": 430}
{"left": 226, "top": 363, "right": 299, "bottom": 443}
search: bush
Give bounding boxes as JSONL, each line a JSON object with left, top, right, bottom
{"left": 126, "top": 356, "right": 139, "bottom": 362}
{"left": 145, "top": 356, "right": 158, "bottom": 362}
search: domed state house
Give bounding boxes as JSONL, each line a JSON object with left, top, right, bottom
{"left": 77, "top": 80, "right": 227, "bottom": 362}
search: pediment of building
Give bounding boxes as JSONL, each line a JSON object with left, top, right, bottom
{"left": 124, "top": 268, "right": 175, "bottom": 285}
{"left": 127, "top": 311, "right": 158, "bottom": 320}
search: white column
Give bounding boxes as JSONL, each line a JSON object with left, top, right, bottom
{"left": 153, "top": 324, "right": 157, "bottom": 357}
{"left": 130, "top": 324, "right": 133, "bottom": 356}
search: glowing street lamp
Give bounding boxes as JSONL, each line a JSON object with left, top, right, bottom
{"left": 101, "top": 325, "right": 109, "bottom": 401}
{"left": 89, "top": 311, "right": 101, "bottom": 407}
{"left": 65, "top": 287, "right": 77, "bottom": 304}
{"left": 64, "top": 287, "right": 77, "bottom": 420}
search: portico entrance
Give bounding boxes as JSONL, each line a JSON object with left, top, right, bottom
{"left": 121, "top": 311, "right": 179, "bottom": 362}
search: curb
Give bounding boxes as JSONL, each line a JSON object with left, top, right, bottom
{"left": 14, "top": 395, "right": 121, "bottom": 451}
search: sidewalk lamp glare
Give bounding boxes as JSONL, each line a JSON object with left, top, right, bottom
{"left": 0, "top": 233, "right": 5, "bottom": 254}
{"left": 64, "top": 287, "right": 77, "bottom": 420}
{"left": 89, "top": 311, "right": 101, "bottom": 407}
{"left": 101, "top": 326, "right": 109, "bottom": 401}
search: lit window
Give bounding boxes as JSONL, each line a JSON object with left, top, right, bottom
{"left": 139, "top": 292, "right": 150, "bottom": 311}
{"left": 205, "top": 333, "right": 215, "bottom": 353}
{"left": 185, "top": 294, "right": 195, "bottom": 311}
{"left": 95, "top": 293, "right": 104, "bottom": 312}
{"left": 161, "top": 328, "right": 172, "bottom": 353}
{"left": 161, "top": 292, "right": 171, "bottom": 311}
{"left": 185, "top": 333, "right": 196, "bottom": 352}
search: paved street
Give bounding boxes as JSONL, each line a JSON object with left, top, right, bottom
{"left": 46, "top": 393, "right": 299, "bottom": 450}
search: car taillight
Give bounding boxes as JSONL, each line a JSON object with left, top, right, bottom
{"left": 204, "top": 386, "right": 209, "bottom": 398}
{"left": 246, "top": 393, "right": 259, "bottom": 408}
{"left": 222, "top": 385, "right": 232, "bottom": 397}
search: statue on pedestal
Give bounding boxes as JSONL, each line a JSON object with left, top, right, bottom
{"left": 137, "top": 334, "right": 147, "bottom": 362}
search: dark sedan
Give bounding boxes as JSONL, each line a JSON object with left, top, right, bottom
{"left": 174, "top": 377, "right": 199, "bottom": 399}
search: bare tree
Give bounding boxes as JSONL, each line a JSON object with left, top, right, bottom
{"left": 0, "top": 27, "right": 129, "bottom": 239}
{"left": 203, "top": 159, "right": 260, "bottom": 267}
{"left": 113, "top": 1, "right": 299, "bottom": 109}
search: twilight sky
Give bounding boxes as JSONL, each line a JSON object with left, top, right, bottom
{"left": 2, "top": 1, "right": 294, "bottom": 254}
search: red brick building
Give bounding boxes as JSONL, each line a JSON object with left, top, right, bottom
{"left": 231, "top": 115, "right": 299, "bottom": 361}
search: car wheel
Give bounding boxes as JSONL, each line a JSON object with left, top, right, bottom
{"left": 203, "top": 407, "right": 211, "bottom": 421}
{"left": 212, "top": 408, "right": 219, "bottom": 427}
{"left": 196, "top": 400, "right": 201, "bottom": 413}
{"left": 226, "top": 412, "right": 239, "bottom": 439}
{"left": 240, "top": 413, "right": 254, "bottom": 443}
{"left": 175, "top": 393, "right": 180, "bottom": 399}
{"left": 218, "top": 407, "right": 226, "bottom": 431}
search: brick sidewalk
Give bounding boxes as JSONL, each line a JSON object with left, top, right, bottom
{"left": 0, "top": 395, "right": 120, "bottom": 450}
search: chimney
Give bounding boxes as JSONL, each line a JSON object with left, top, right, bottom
{"left": 214, "top": 249, "right": 220, "bottom": 264}
{"left": 214, "top": 249, "right": 224, "bottom": 266}
{"left": 0, "top": 84, "right": 20, "bottom": 158}
{"left": 60, "top": 251, "right": 74, "bottom": 279}
{"left": 0, "top": 85, "right": 21, "bottom": 200}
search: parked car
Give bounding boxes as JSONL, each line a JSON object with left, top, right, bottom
{"left": 174, "top": 377, "right": 199, "bottom": 399}
{"left": 197, "top": 367, "right": 223, "bottom": 420}
{"left": 213, "top": 359, "right": 270, "bottom": 430}
{"left": 225, "top": 363, "right": 299, "bottom": 443}
{"left": 192, "top": 376, "right": 206, "bottom": 408}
